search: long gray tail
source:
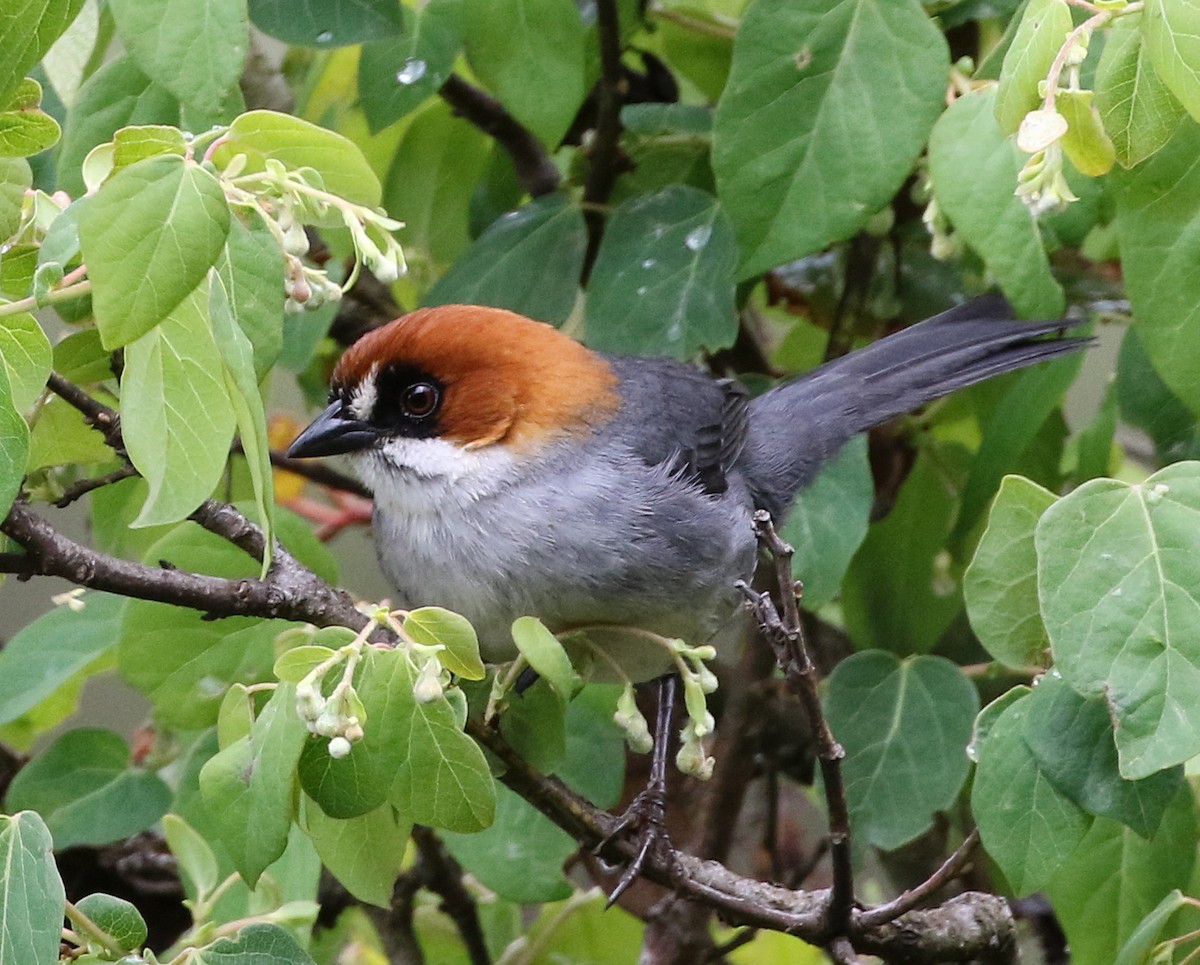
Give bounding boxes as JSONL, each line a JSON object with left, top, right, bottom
{"left": 743, "top": 295, "right": 1088, "bottom": 519}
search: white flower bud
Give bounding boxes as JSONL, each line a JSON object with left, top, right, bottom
{"left": 328, "top": 736, "right": 352, "bottom": 758}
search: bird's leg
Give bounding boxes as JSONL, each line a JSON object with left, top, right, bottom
{"left": 600, "top": 672, "right": 677, "bottom": 905}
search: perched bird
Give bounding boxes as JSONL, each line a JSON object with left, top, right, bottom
{"left": 288, "top": 296, "right": 1084, "bottom": 663}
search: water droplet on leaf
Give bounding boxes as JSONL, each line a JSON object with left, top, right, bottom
{"left": 397, "top": 59, "right": 427, "bottom": 85}
{"left": 684, "top": 225, "right": 711, "bottom": 251}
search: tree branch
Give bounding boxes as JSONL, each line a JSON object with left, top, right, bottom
{"left": 581, "top": 0, "right": 627, "bottom": 280}
{"left": 438, "top": 75, "right": 560, "bottom": 197}
{"left": 411, "top": 827, "right": 491, "bottom": 965}
{"left": 858, "top": 830, "right": 980, "bottom": 928}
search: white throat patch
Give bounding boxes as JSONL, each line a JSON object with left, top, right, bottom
{"left": 354, "top": 436, "right": 519, "bottom": 516}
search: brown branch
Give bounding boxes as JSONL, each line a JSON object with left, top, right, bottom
{"left": 54, "top": 464, "right": 140, "bottom": 507}
{"left": 581, "top": 0, "right": 627, "bottom": 281}
{"left": 742, "top": 510, "right": 854, "bottom": 939}
{"left": 2, "top": 480, "right": 1015, "bottom": 961}
{"left": 411, "top": 827, "right": 490, "bottom": 965}
{"left": 858, "top": 830, "right": 980, "bottom": 929}
{"left": 438, "top": 75, "right": 560, "bottom": 197}
{"left": 266, "top": 448, "right": 372, "bottom": 499}
{"left": 48, "top": 371, "right": 122, "bottom": 449}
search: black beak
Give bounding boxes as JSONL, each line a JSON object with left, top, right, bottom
{"left": 287, "top": 401, "right": 380, "bottom": 458}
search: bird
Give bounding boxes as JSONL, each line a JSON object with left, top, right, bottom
{"left": 287, "top": 295, "right": 1085, "bottom": 667}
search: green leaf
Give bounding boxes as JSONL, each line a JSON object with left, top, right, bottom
{"left": 162, "top": 813, "right": 219, "bottom": 900}
{"left": 0, "top": 811, "right": 65, "bottom": 965}
{"left": 825, "top": 651, "right": 979, "bottom": 850}
{"left": 359, "top": 3, "right": 459, "bottom": 133}
{"left": 462, "top": 0, "right": 586, "bottom": 146}
{"left": 511, "top": 616, "right": 580, "bottom": 701}
{"left": 209, "top": 270, "right": 275, "bottom": 571}
{"left": 112, "top": 124, "right": 187, "bottom": 171}
{"left": 842, "top": 449, "right": 962, "bottom": 653}
{"left": 299, "top": 646, "right": 415, "bottom": 818}
{"left": 1023, "top": 674, "right": 1183, "bottom": 838}
{"left": 0, "top": 312, "right": 51, "bottom": 412}
{"left": 200, "top": 684, "right": 309, "bottom": 887}
{"left": 0, "top": 592, "right": 123, "bottom": 726}
{"left": 994, "top": 0, "right": 1074, "bottom": 134}
{"left": 0, "top": 362, "right": 29, "bottom": 519}
{"left": 586, "top": 186, "right": 738, "bottom": 357}
{"left": 404, "top": 607, "right": 485, "bottom": 681}
{"left": 964, "top": 475, "right": 1056, "bottom": 669}
{"left": 556, "top": 685, "right": 626, "bottom": 808}
{"left": 1058, "top": 89, "right": 1116, "bottom": 177}
{"left": 120, "top": 283, "right": 236, "bottom": 526}
{"left": 1116, "top": 121, "right": 1200, "bottom": 416}
{"left": 1045, "top": 785, "right": 1196, "bottom": 964}
{"left": 0, "top": 0, "right": 86, "bottom": 108}
{"left": 1096, "top": 18, "right": 1186, "bottom": 168}
{"left": 56, "top": 57, "right": 180, "bottom": 198}
{"left": 1036, "top": 462, "right": 1200, "bottom": 778}
{"left": 383, "top": 100, "right": 491, "bottom": 265}
{"left": 390, "top": 688, "right": 495, "bottom": 833}
{"left": 781, "top": 435, "right": 872, "bottom": 609}
{"left": 75, "top": 893, "right": 147, "bottom": 953}
{"left": 274, "top": 645, "right": 338, "bottom": 683}
{"left": 1116, "top": 327, "right": 1200, "bottom": 463}
{"left": 214, "top": 110, "right": 382, "bottom": 207}
{"left": 0, "top": 107, "right": 59, "bottom": 159}
{"left": 192, "top": 922, "right": 318, "bottom": 964}
{"left": 928, "top": 88, "right": 1064, "bottom": 318}
{"left": 217, "top": 213, "right": 285, "bottom": 381}
{"left": 80, "top": 154, "right": 231, "bottom": 348}
{"left": 248, "top": 0, "right": 405, "bottom": 47}
{"left": 1113, "top": 889, "right": 1190, "bottom": 965}
{"left": 4, "top": 728, "right": 171, "bottom": 849}
{"left": 302, "top": 799, "right": 411, "bottom": 907}
{"left": 424, "top": 194, "right": 586, "bottom": 326}
{"left": 109, "top": 0, "right": 246, "bottom": 115}
{"left": 1143, "top": 0, "right": 1200, "bottom": 123}
{"left": 443, "top": 783, "right": 574, "bottom": 903}
{"left": 0, "top": 157, "right": 30, "bottom": 240}
{"left": 500, "top": 677, "right": 567, "bottom": 774}
{"left": 27, "top": 396, "right": 110, "bottom": 470}
{"left": 118, "top": 522, "right": 285, "bottom": 727}
{"left": 712, "top": 0, "right": 947, "bottom": 278}
{"left": 971, "top": 692, "right": 1091, "bottom": 893}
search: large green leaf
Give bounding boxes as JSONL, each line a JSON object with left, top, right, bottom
{"left": 0, "top": 811, "right": 65, "bottom": 965}
{"left": 0, "top": 362, "right": 29, "bottom": 519}
{"left": 825, "top": 651, "right": 979, "bottom": 850}
{"left": 972, "top": 693, "right": 1091, "bottom": 894}
{"left": 0, "top": 311, "right": 51, "bottom": 412}
{"left": 586, "top": 186, "right": 738, "bottom": 357}
{"left": 994, "top": 0, "right": 1074, "bottom": 134}
{"left": 463, "top": 0, "right": 587, "bottom": 147}
{"left": 1116, "top": 121, "right": 1200, "bottom": 415}
{"left": 213, "top": 110, "right": 382, "bottom": 207}
{"left": 1037, "top": 462, "right": 1200, "bottom": 779}
{"left": 194, "top": 923, "right": 318, "bottom": 964}
{"left": 120, "top": 284, "right": 236, "bottom": 526}
{"left": 109, "top": 0, "right": 245, "bottom": 115}
{"left": 712, "top": 0, "right": 947, "bottom": 278}
{"left": 0, "top": 157, "right": 30, "bottom": 240}
{"left": 0, "top": 0, "right": 86, "bottom": 107}
{"left": 80, "top": 155, "right": 231, "bottom": 348}
{"left": 1096, "top": 18, "right": 1187, "bottom": 168}
{"left": 927, "top": 88, "right": 1064, "bottom": 318}
{"left": 1143, "top": 0, "right": 1200, "bottom": 123}
{"left": 781, "top": 436, "right": 872, "bottom": 609}
{"left": 248, "top": 0, "right": 405, "bottom": 47}
{"left": 4, "top": 729, "right": 171, "bottom": 848}
{"left": 359, "top": 2, "right": 459, "bottom": 133}
{"left": 1023, "top": 674, "right": 1183, "bottom": 838}
{"left": 0, "top": 592, "right": 123, "bottom": 726}
{"left": 425, "top": 195, "right": 586, "bottom": 325}
{"left": 56, "top": 57, "right": 180, "bottom": 198}
{"left": 1045, "top": 785, "right": 1196, "bottom": 965}
{"left": 963, "top": 475, "right": 1056, "bottom": 669}
{"left": 303, "top": 799, "right": 411, "bottom": 907}
{"left": 215, "top": 214, "right": 285, "bottom": 381}
{"left": 199, "top": 684, "right": 308, "bottom": 887}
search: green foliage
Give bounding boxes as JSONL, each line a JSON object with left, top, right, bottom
{"left": 4, "top": 0, "right": 1200, "bottom": 961}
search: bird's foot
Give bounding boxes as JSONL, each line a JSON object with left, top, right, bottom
{"left": 598, "top": 779, "right": 673, "bottom": 906}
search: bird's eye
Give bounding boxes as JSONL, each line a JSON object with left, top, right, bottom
{"left": 402, "top": 381, "right": 439, "bottom": 418}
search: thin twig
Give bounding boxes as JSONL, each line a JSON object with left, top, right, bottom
{"left": 742, "top": 510, "right": 855, "bottom": 939}
{"left": 857, "top": 830, "right": 980, "bottom": 928}
{"left": 267, "top": 448, "right": 372, "bottom": 499}
{"left": 54, "top": 464, "right": 140, "bottom": 507}
{"left": 47, "top": 371, "right": 122, "bottom": 449}
{"left": 581, "top": 0, "right": 627, "bottom": 281}
{"left": 411, "top": 827, "right": 491, "bottom": 965}
{"left": 438, "top": 75, "right": 560, "bottom": 197}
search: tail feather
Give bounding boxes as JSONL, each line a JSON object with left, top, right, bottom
{"left": 744, "top": 297, "right": 1089, "bottom": 519}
